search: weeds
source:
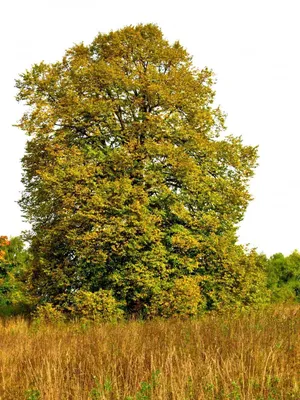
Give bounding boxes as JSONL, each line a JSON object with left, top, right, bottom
{"left": 0, "top": 306, "right": 298, "bottom": 399}
{"left": 24, "top": 389, "right": 41, "bottom": 400}
{"left": 89, "top": 377, "right": 112, "bottom": 399}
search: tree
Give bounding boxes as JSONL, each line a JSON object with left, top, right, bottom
{"left": 0, "top": 236, "right": 9, "bottom": 261}
{"left": 16, "top": 24, "right": 262, "bottom": 316}
{"left": 0, "top": 236, "right": 31, "bottom": 314}
{"left": 267, "top": 251, "right": 300, "bottom": 303}
{"left": 0, "top": 236, "right": 11, "bottom": 305}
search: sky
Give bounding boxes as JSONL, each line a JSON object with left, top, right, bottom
{"left": 1, "top": 0, "right": 299, "bottom": 256}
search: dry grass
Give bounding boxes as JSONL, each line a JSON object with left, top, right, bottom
{"left": 0, "top": 306, "right": 299, "bottom": 399}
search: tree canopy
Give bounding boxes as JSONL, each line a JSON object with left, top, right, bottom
{"left": 16, "top": 24, "right": 264, "bottom": 317}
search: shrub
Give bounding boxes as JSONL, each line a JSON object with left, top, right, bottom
{"left": 70, "top": 289, "right": 124, "bottom": 322}
{"left": 147, "top": 276, "right": 205, "bottom": 318}
{"left": 33, "top": 303, "right": 65, "bottom": 324}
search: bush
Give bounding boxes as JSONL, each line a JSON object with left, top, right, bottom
{"left": 33, "top": 303, "right": 65, "bottom": 324}
{"left": 267, "top": 251, "right": 300, "bottom": 303}
{"left": 147, "top": 276, "right": 206, "bottom": 318}
{"left": 69, "top": 289, "right": 124, "bottom": 322}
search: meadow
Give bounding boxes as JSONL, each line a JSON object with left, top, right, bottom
{"left": 0, "top": 306, "right": 299, "bottom": 400}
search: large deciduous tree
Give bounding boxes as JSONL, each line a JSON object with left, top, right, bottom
{"left": 16, "top": 24, "right": 264, "bottom": 316}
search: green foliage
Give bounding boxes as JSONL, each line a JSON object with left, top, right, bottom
{"left": 0, "top": 236, "right": 32, "bottom": 315}
{"left": 69, "top": 289, "right": 124, "bottom": 322}
{"left": 24, "top": 388, "right": 41, "bottom": 400}
{"left": 89, "top": 372, "right": 160, "bottom": 400}
{"left": 16, "top": 24, "right": 261, "bottom": 316}
{"left": 147, "top": 276, "right": 205, "bottom": 318}
{"left": 33, "top": 302, "right": 65, "bottom": 324}
{"left": 0, "top": 236, "right": 12, "bottom": 306}
{"left": 204, "top": 246, "right": 270, "bottom": 311}
{"left": 89, "top": 377, "right": 112, "bottom": 399}
{"left": 125, "top": 370, "right": 160, "bottom": 400}
{"left": 267, "top": 251, "right": 300, "bottom": 303}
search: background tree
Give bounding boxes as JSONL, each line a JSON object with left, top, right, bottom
{"left": 0, "top": 236, "right": 11, "bottom": 306}
{"left": 267, "top": 251, "right": 300, "bottom": 303}
{"left": 0, "top": 236, "right": 31, "bottom": 315}
{"left": 16, "top": 24, "right": 263, "bottom": 316}
{"left": 0, "top": 236, "right": 9, "bottom": 260}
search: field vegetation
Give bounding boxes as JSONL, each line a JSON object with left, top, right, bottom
{"left": 0, "top": 306, "right": 299, "bottom": 400}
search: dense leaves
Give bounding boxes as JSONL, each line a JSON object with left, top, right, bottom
{"left": 0, "top": 236, "right": 9, "bottom": 261}
{"left": 0, "top": 236, "right": 31, "bottom": 313}
{"left": 0, "top": 236, "right": 13, "bottom": 305}
{"left": 16, "top": 24, "right": 264, "bottom": 316}
{"left": 267, "top": 251, "right": 300, "bottom": 302}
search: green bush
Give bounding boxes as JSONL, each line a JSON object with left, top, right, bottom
{"left": 147, "top": 276, "right": 205, "bottom": 318}
{"left": 70, "top": 289, "right": 124, "bottom": 322}
{"left": 33, "top": 303, "right": 65, "bottom": 324}
{"left": 266, "top": 251, "right": 299, "bottom": 303}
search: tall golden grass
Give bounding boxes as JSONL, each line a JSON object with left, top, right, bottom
{"left": 0, "top": 306, "right": 299, "bottom": 399}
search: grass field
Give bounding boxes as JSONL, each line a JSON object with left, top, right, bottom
{"left": 0, "top": 306, "right": 299, "bottom": 399}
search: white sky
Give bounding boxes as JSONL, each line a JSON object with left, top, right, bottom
{"left": 1, "top": 0, "right": 299, "bottom": 256}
